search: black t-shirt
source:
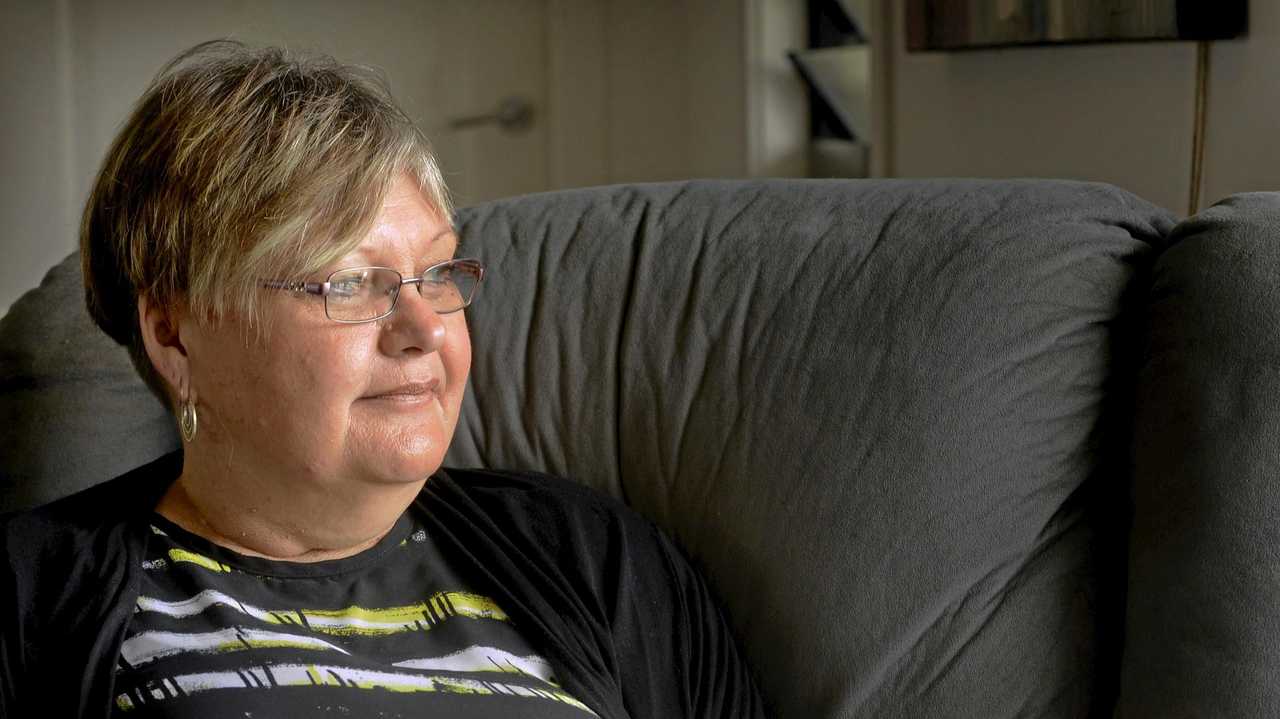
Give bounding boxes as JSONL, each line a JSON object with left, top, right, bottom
{"left": 1, "top": 453, "right": 766, "bottom": 718}
{"left": 111, "top": 510, "right": 592, "bottom": 717}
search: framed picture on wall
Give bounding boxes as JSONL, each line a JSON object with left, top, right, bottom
{"left": 906, "top": 0, "right": 1246, "bottom": 51}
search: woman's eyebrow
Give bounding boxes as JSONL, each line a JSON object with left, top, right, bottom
{"left": 432, "top": 228, "right": 460, "bottom": 244}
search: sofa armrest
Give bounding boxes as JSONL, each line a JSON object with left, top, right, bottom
{"left": 1121, "top": 192, "right": 1280, "bottom": 716}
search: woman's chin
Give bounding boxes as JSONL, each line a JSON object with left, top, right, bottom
{"left": 362, "top": 433, "right": 448, "bottom": 484}
{"left": 346, "top": 405, "right": 457, "bottom": 484}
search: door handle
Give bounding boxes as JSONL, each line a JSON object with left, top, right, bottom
{"left": 447, "top": 96, "right": 535, "bottom": 134}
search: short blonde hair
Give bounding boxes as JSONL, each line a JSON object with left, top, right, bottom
{"left": 81, "top": 40, "right": 451, "bottom": 403}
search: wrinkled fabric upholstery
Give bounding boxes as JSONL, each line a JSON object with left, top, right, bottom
{"left": 0, "top": 256, "right": 177, "bottom": 509}
{"left": 449, "top": 179, "right": 1173, "bottom": 716}
{"left": 1119, "top": 192, "right": 1280, "bottom": 717}
{"left": 0, "top": 179, "right": 1179, "bottom": 717}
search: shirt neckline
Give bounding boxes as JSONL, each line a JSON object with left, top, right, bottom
{"left": 146, "top": 509, "right": 415, "bottom": 579}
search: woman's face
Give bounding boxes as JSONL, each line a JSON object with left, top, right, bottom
{"left": 182, "top": 174, "right": 471, "bottom": 491}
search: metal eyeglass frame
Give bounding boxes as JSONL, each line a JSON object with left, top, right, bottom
{"left": 260, "top": 258, "right": 485, "bottom": 324}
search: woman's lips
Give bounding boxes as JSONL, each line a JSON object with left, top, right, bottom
{"left": 364, "top": 379, "right": 440, "bottom": 402}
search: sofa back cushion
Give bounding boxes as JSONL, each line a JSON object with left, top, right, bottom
{"left": 448, "top": 179, "right": 1172, "bottom": 716}
{"left": 0, "top": 256, "right": 177, "bottom": 509}
{"left": 0, "top": 179, "right": 1175, "bottom": 717}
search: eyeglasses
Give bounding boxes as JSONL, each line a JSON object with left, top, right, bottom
{"left": 261, "top": 258, "right": 485, "bottom": 323}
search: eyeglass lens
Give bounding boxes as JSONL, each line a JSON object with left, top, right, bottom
{"left": 324, "top": 261, "right": 481, "bottom": 322}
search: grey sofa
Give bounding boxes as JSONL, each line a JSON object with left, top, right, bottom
{"left": 2, "top": 179, "right": 1277, "bottom": 717}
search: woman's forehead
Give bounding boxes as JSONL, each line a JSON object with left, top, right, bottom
{"left": 363, "top": 174, "right": 450, "bottom": 236}
{"left": 339, "top": 225, "right": 458, "bottom": 270}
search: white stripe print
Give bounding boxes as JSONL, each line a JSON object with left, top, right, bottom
{"left": 134, "top": 589, "right": 504, "bottom": 635}
{"left": 121, "top": 626, "right": 350, "bottom": 667}
{"left": 114, "top": 663, "right": 598, "bottom": 715}
{"left": 136, "top": 589, "right": 257, "bottom": 620}
{"left": 394, "top": 645, "right": 556, "bottom": 683}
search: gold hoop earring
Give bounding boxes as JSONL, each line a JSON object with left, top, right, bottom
{"left": 180, "top": 397, "right": 198, "bottom": 443}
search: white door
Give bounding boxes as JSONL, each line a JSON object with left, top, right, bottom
{"left": 70, "top": 0, "right": 551, "bottom": 208}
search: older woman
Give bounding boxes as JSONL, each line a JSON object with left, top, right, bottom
{"left": 0, "top": 41, "right": 763, "bottom": 717}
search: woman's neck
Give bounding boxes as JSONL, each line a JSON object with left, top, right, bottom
{"left": 154, "top": 452, "right": 423, "bottom": 563}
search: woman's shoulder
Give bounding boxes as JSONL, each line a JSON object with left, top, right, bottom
{"left": 1, "top": 452, "right": 176, "bottom": 568}
{"left": 0, "top": 455, "right": 173, "bottom": 716}
{"left": 420, "top": 466, "right": 676, "bottom": 576}
{"left": 431, "top": 466, "right": 625, "bottom": 504}
{"left": 426, "top": 466, "right": 655, "bottom": 534}
{"left": 421, "top": 467, "right": 767, "bottom": 718}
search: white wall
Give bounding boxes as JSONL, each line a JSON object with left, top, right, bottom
{"left": 886, "top": 0, "right": 1197, "bottom": 214}
{"left": 884, "top": 0, "right": 1277, "bottom": 216}
{"left": 1, "top": 0, "right": 76, "bottom": 319}
{"left": 1202, "top": 0, "right": 1280, "bottom": 204}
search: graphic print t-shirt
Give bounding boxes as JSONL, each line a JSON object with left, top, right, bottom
{"left": 110, "top": 508, "right": 594, "bottom": 718}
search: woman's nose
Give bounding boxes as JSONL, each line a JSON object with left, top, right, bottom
{"left": 378, "top": 285, "right": 446, "bottom": 355}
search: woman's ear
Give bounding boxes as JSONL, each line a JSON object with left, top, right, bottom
{"left": 137, "top": 295, "right": 191, "bottom": 400}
